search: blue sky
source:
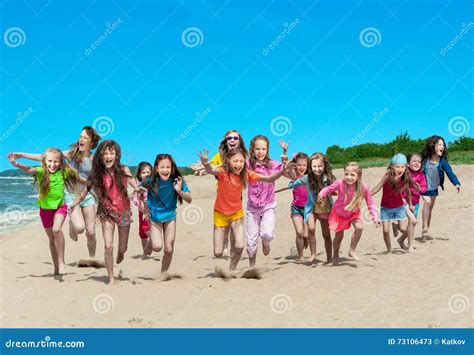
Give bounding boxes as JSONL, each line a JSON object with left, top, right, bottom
{"left": 0, "top": 0, "right": 472, "bottom": 170}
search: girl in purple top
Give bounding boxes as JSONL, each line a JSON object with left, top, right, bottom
{"left": 245, "top": 136, "right": 292, "bottom": 267}
{"left": 319, "top": 162, "right": 381, "bottom": 265}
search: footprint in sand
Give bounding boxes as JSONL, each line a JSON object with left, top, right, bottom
{"left": 160, "top": 273, "right": 183, "bottom": 281}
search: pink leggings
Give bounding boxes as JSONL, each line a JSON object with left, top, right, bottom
{"left": 245, "top": 202, "right": 276, "bottom": 257}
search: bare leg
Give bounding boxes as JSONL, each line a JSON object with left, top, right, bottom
{"left": 116, "top": 224, "right": 130, "bottom": 264}
{"left": 82, "top": 205, "right": 97, "bottom": 258}
{"left": 307, "top": 213, "right": 317, "bottom": 263}
{"left": 292, "top": 216, "right": 306, "bottom": 261}
{"left": 332, "top": 231, "right": 344, "bottom": 265}
{"left": 382, "top": 221, "right": 392, "bottom": 253}
{"left": 319, "top": 218, "right": 332, "bottom": 263}
{"left": 213, "top": 226, "right": 228, "bottom": 258}
{"left": 229, "top": 219, "right": 244, "bottom": 270}
{"left": 68, "top": 204, "right": 85, "bottom": 241}
{"left": 161, "top": 220, "right": 176, "bottom": 273}
{"left": 421, "top": 195, "right": 435, "bottom": 239}
{"left": 101, "top": 219, "right": 116, "bottom": 284}
{"left": 427, "top": 196, "right": 436, "bottom": 230}
{"left": 52, "top": 213, "right": 67, "bottom": 274}
{"left": 348, "top": 219, "right": 363, "bottom": 261}
{"left": 147, "top": 221, "right": 164, "bottom": 255}
{"left": 44, "top": 228, "right": 59, "bottom": 275}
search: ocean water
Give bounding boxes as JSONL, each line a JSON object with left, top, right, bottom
{"left": 0, "top": 177, "right": 40, "bottom": 234}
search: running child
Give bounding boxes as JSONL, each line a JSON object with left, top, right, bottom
{"left": 318, "top": 162, "right": 380, "bottom": 265}
{"left": 133, "top": 162, "right": 152, "bottom": 256}
{"left": 7, "top": 148, "right": 83, "bottom": 276}
{"left": 420, "top": 135, "right": 461, "bottom": 241}
{"left": 142, "top": 154, "right": 192, "bottom": 276}
{"left": 70, "top": 140, "right": 143, "bottom": 284}
{"left": 371, "top": 153, "right": 415, "bottom": 254}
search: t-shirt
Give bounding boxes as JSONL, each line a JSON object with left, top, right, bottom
{"left": 34, "top": 167, "right": 68, "bottom": 209}
{"left": 145, "top": 177, "right": 190, "bottom": 222}
{"left": 246, "top": 160, "right": 283, "bottom": 208}
{"left": 103, "top": 174, "right": 130, "bottom": 213}
{"left": 292, "top": 184, "right": 307, "bottom": 207}
{"left": 425, "top": 160, "right": 440, "bottom": 191}
{"left": 381, "top": 179, "right": 404, "bottom": 209}
{"left": 215, "top": 168, "right": 261, "bottom": 215}
{"left": 210, "top": 153, "right": 222, "bottom": 166}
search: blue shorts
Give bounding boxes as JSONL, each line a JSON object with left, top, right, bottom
{"left": 421, "top": 189, "right": 439, "bottom": 197}
{"left": 404, "top": 203, "right": 420, "bottom": 218}
{"left": 291, "top": 205, "right": 305, "bottom": 218}
{"left": 380, "top": 206, "right": 407, "bottom": 221}
{"left": 64, "top": 191, "right": 96, "bottom": 208}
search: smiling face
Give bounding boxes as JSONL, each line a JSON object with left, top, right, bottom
{"left": 311, "top": 158, "right": 325, "bottom": 176}
{"left": 434, "top": 139, "right": 445, "bottom": 157}
{"left": 393, "top": 164, "right": 406, "bottom": 178}
{"left": 228, "top": 153, "right": 245, "bottom": 175}
{"left": 44, "top": 152, "right": 61, "bottom": 173}
{"left": 156, "top": 158, "right": 172, "bottom": 181}
{"left": 344, "top": 166, "right": 359, "bottom": 186}
{"left": 408, "top": 155, "right": 422, "bottom": 172}
{"left": 225, "top": 132, "right": 240, "bottom": 149}
{"left": 101, "top": 146, "right": 117, "bottom": 169}
{"left": 139, "top": 166, "right": 152, "bottom": 180}
{"left": 78, "top": 129, "right": 92, "bottom": 152}
{"left": 253, "top": 139, "right": 268, "bottom": 161}
{"left": 295, "top": 158, "right": 307, "bottom": 176}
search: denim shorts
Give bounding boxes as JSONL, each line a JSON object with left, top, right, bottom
{"left": 421, "top": 189, "right": 439, "bottom": 197}
{"left": 291, "top": 205, "right": 305, "bottom": 218}
{"left": 380, "top": 206, "right": 407, "bottom": 221}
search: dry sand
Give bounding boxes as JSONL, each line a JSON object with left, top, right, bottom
{"left": 1, "top": 166, "right": 472, "bottom": 328}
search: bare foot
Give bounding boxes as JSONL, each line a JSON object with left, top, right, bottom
{"left": 307, "top": 254, "right": 316, "bottom": 264}
{"left": 348, "top": 250, "right": 361, "bottom": 261}
{"left": 262, "top": 241, "right": 271, "bottom": 256}
{"left": 326, "top": 257, "right": 333, "bottom": 264}
{"left": 397, "top": 237, "right": 408, "bottom": 251}
{"left": 332, "top": 256, "right": 339, "bottom": 266}
{"left": 222, "top": 248, "right": 229, "bottom": 257}
{"left": 298, "top": 257, "right": 305, "bottom": 263}
{"left": 116, "top": 252, "right": 125, "bottom": 264}
{"left": 407, "top": 247, "right": 415, "bottom": 253}
{"left": 386, "top": 249, "right": 393, "bottom": 255}
{"left": 107, "top": 278, "right": 116, "bottom": 285}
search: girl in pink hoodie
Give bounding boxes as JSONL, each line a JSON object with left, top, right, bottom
{"left": 394, "top": 153, "right": 427, "bottom": 252}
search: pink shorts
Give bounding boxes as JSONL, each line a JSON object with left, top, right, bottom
{"left": 39, "top": 204, "right": 68, "bottom": 229}
{"left": 138, "top": 211, "right": 150, "bottom": 239}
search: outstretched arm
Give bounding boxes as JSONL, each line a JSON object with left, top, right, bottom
{"left": 198, "top": 149, "right": 219, "bottom": 176}
{"left": 7, "top": 153, "right": 37, "bottom": 175}
{"left": 370, "top": 174, "right": 389, "bottom": 196}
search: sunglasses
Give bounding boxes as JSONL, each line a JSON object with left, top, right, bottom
{"left": 226, "top": 136, "right": 239, "bottom": 141}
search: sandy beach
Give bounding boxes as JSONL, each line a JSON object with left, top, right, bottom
{"left": 1, "top": 166, "right": 472, "bottom": 328}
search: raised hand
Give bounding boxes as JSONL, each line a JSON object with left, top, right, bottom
{"left": 7, "top": 153, "right": 19, "bottom": 167}
{"left": 198, "top": 149, "right": 210, "bottom": 165}
{"left": 173, "top": 176, "right": 183, "bottom": 192}
{"left": 278, "top": 140, "right": 289, "bottom": 153}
